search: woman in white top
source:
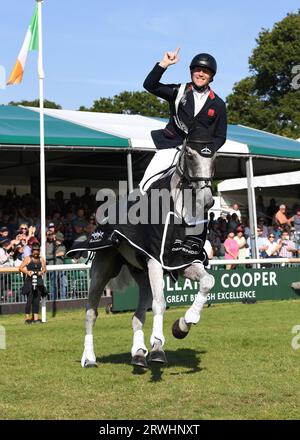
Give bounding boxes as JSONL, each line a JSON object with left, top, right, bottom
{"left": 265, "top": 233, "right": 281, "bottom": 257}
{"left": 234, "top": 226, "right": 248, "bottom": 260}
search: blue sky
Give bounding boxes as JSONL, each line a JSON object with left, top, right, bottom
{"left": 0, "top": 0, "right": 299, "bottom": 109}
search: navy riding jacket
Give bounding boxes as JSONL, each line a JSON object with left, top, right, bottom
{"left": 143, "top": 63, "right": 227, "bottom": 152}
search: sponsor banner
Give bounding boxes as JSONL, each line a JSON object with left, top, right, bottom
{"left": 112, "top": 267, "right": 300, "bottom": 312}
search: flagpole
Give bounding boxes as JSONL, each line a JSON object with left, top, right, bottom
{"left": 37, "top": 0, "right": 47, "bottom": 322}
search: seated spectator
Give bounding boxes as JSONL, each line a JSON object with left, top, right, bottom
{"left": 72, "top": 208, "right": 88, "bottom": 230}
{"left": 228, "top": 213, "right": 240, "bottom": 233}
{"left": 18, "top": 224, "right": 36, "bottom": 244}
{"left": 265, "top": 233, "right": 281, "bottom": 258}
{"left": 0, "top": 237, "right": 12, "bottom": 267}
{"left": 234, "top": 226, "right": 248, "bottom": 260}
{"left": 278, "top": 230, "right": 297, "bottom": 259}
{"left": 73, "top": 221, "right": 88, "bottom": 243}
{"left": 86, "top": 215, "right": 97, "bottom": 235}
{"left": 12, "top": 242, "right": 25, "bottom": 267}
{"left": 290, "top": 207, "right": 300, "bottom": 257}
{"left": 289, "top": 207, "right": 300, "bottom": 243}
{"left": 246, "top": 226, "right": 268, "bottom": 258}
{"left": 224, "top": 230, "right": 239, "bottom": 270}
{"left": 243, "top": 219, "right": 251, "bottom": 240}
{"left": 274, "top": 205, "right": 291, "bottom": 230}
{"left": 229, "top": 203, "right": 242, "bottom": 222}
{"left": 272, "top": 224, "right": 284, "bottom": 241}
{"left": 0, "top": 226, "right": 11, "bottom": 240}
{"left": 71, "top": 222, "right": 88, "bottom": 262}
{"left": 23, "top": 236, "right": 40, "bottom": 259}
{"left": 47, "top": 222, "right": 56, "bottom": 236}
{"left": 257, "top": 218, "right": 269, "bottom": 238}
{"left": 62, "top": 211, "right": 75, "bottom": 251}
{"left": 51, "top": 211, "right": 64, "bottom": 231}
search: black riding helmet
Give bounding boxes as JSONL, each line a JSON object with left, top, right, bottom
{"left": 190, "top": 53, "right": 217, "bottom": 77}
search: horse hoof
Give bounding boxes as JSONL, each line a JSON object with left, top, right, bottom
{"left": 131, "top": 354, "right": 148, "bottom": 368}
{"left": 148, "top": 349, "right": 167, "bottom": 364}
{"left": 172, "top": 318, "right": 190, "bottom": 339}
{"left": 83, "top": 360, "right": 98, "bottom": 368}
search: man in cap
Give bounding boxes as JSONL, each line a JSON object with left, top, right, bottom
{"left": 47, "top": 222, "right": 56, "bottom": 234}
{"left": 140, "top": 48, "right": 227, "bottom": 193}
{"left": 0, "top": 226, "right": 10, "bottom": 240}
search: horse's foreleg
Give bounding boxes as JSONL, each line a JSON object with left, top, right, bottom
{"left": 82, "top": 307, "right": 98, "bottom": 367}
{"left": 147, "top": 259, "right": 167, "bottom": 364}
{"left": 184, "top": 263, "right": 215, "bottom": 324}
{"left": 82, "top": 249, "right": 121, "bottom": 368}
{"left": 172, "top": 263, "right": 215, "bottom": 339}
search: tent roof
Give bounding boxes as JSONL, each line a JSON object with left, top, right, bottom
{"left": 0, "top": 105, "right": 129, "bottom": 149}
{"left": 218, "top": 170, "right": 300, "bottom": 192}
{"left": 28, "top": 107, "right": 166, "bottom": 150}
{"left": 227, "top": 124, "right": 300, "bottom": 159}
{"left": 30, "top": 107, "right": 300, "bottom": 159}
{"left": 0, "top": 106, "right": 299, "bottom": 178}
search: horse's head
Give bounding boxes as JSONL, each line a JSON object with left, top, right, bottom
{"left": 173, "top": 129, "right": 216, "bottom": 229}
{"left": 180, "top": 141, "right": 216, "bottom": 188}
{"left": 177, "top": 127, "right": 216, "bottom": 194}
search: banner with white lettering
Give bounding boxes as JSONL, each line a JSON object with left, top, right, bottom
{"left": 113, "top": 267, "right": 300, "bottom": 311}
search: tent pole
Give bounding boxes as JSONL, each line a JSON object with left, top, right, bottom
{"left": 246, "top": 156, "right": 258, "bottom": 259}
{"left": 127, "top": 151, "right": 133, "bottom": 193}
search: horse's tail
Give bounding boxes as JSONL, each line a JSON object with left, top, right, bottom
{"left": 110, "top": 265, "right": 134, "bottom": 293}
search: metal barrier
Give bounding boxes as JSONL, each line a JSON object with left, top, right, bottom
{"left": 0, "top": 264, "right": 93, "bottom": 305}
{"left": 0, "top": 258, "right": 299, "bottom": 306}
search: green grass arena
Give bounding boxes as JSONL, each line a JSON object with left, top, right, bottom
{"left": 0, "top": 300, "right": 299, "bottom": 420}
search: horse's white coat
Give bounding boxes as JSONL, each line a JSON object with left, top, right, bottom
{"left": 81, "top": 142, "right": 216, "bottom": 367}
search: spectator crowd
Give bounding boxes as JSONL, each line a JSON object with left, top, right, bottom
{"left": 0, "top": 189, "right": 300, "bottom": 273}
{"left": 208, "top": 200, "right": 300, "bottom": 265}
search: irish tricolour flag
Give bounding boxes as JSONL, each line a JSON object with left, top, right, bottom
{"left": 7, "top": 5, "right": 38, "bottom": 85}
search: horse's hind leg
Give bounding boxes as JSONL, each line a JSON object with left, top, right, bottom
{"left": 129, "top": 268, "right": 152, "bottom": 368}
{"left": 82, "top": 248, "right": 122, "bottom": 368}
{"left": 172, "top": 263, "right": 215, "bottom": 339}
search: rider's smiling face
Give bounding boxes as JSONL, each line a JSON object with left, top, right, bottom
{"left": 191, "top": 67, "right": 212, "bottom": 88}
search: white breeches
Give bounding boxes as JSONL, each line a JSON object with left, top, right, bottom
{"left": 139, "top": 148, "right": 181, "bottom": 194}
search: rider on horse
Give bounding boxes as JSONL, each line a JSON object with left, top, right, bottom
{"left": 140, "top": 49, "right": 227, "bottom": 194}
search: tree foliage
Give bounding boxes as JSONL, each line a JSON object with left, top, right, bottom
{"left": 79, "top": 91, "right": 169, "bottom": 118}
{"left": 9, "top": 99, "right": 62, "bottom": 109}
{"left": 227, "top": 10, "right": 300, "bottom": 138}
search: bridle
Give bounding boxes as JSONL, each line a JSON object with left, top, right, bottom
{"left": 176, "top": 140, "right": 215, "bottom": 192}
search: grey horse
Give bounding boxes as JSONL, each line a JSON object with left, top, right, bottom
{"left": 81, "top": 140, "right": 216, "bottom": 368}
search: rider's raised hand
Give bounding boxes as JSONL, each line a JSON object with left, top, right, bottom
{"left": 159, "top": 48, "right": 180, "bottom": 69}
